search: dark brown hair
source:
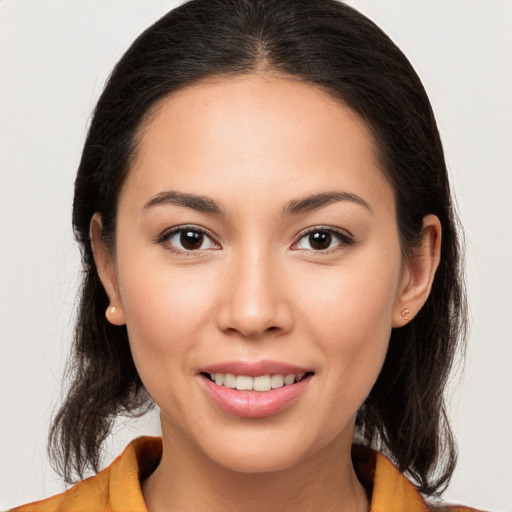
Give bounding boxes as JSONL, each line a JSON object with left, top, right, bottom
{"left": 49, "top": 0, "right": 467, "bottom": 495}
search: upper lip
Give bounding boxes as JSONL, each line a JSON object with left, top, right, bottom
{"left": 199, "top": 360, "right": 311, "bottom": 377}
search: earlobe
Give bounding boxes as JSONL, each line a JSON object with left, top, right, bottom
{"left": 392, "top": 214, "right": 442, "bottom": 327}
{"left": 90, "top": 213, "right": 126, "bottom": 326}
{"left": 105, "top": 304, "right": 125, "bottom": 325}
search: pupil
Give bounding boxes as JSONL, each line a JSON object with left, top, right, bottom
{"left": 310, "top": 231, "right": 331, "bottom": 250}
{"left": 180, "top": 230, "right": 203, "bottom": 250}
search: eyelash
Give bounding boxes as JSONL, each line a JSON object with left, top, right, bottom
{"left": 156, "top": 225, "right": 355, "bottom": 255}
{"left": 157, "top": 225, "right": 220, "bottom": 255}
{"left": 292, "top": 226, "right": 355, "bottom": 254}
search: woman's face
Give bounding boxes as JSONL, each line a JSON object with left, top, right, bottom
{"left": 99, "top": 74, "right": 417, "bottom": 472}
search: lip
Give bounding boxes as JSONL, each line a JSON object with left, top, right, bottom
{"left": 200, "top": 359, "right": 310, "bottom": 377}
{"left": 198, "top": 360, "right": 313, "bottom": 418}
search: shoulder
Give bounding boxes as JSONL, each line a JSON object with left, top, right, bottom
{"left": 433, "top": 507, "right": 486, "bottom": 512}
{"left": 352, "top": 445, "right": 486, "bottom": 512}
{"left": 9, "top": 437, "right": 162, "bottom": 512}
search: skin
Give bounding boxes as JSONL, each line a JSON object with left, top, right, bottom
{"left": 91, "top": 74, "right": 441, "bottom": 512}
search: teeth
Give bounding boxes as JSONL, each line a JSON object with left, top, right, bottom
{"left": 223, "top": 373, "right": 236, "bottom": 389}
{"left": 235, "top": 375, "right": 253, "bottom": 390}
{"left": 208, "top": 372, "right": 307, "bottom": 391}
{"left": 253, "top": 375, "right": 272, "bottom": 392}
{"left": 284, "top": 374, "right": 296, "bottom": 385}
{"left": 270, "top": 374, "right": 284, "bottom": 389}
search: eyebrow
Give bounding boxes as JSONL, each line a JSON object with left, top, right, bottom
{"left": 142, "top": 189, "right": 372, "bottom": 216}
{"left": 143, "top": 191, "right": 224, "bottom": 214}
{"left": 283, "top": 191, "right": 373, "bottom": 215}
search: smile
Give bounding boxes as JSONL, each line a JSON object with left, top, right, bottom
{"left": 200, "top": 363, "right": 314, "bottom": 418}
{"left": 205, "top": 372, "right": 308, "bottom": 391}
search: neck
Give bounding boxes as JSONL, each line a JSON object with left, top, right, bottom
{"left": 142, "top": 423, "right": 369, "bottom": 512}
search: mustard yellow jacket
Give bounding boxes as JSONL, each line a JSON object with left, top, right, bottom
{"left": 11, "top": 437, "right": 481, "bottom": 512}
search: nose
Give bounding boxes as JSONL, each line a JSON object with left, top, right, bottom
{"left": 215, "top": 250, "right": 293, "bottom": 339}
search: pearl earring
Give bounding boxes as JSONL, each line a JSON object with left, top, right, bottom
{"left": 106, "top": 305, "right": 117, "bottom": 318}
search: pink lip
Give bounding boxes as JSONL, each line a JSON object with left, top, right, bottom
{"left": 200, "top": 359, "right": 309, "bottom": 377}
{"left": 198, "top": 360, "right": 313, "bottom": 418}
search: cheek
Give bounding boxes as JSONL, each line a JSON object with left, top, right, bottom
{"left": 295, "top": 249, "right": 402, "bottom": 402}
{"left": 115, "top": 250, "right": 219, "bottom": 381}
{"left": 116, "top": 261, "right": 224, "bottom": 429}
{"left": 298, "top": 250, "right": 401, "bottom": 338}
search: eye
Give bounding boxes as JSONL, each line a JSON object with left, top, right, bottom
{"left": 161, "top": 226, "right": 220, "bottom": 253}
{"left": 294, "top": 228, "right": 353, "bottom": 252}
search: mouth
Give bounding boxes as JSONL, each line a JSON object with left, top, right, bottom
{"left": 199, "top": 363, "right": 314, "bottom": 418}
{"left": 201, "top": 371, "right": 313, "bottom": 392}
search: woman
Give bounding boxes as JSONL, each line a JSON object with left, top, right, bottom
{"left": 10, "top": 0, "right": 480, "bottom": 510}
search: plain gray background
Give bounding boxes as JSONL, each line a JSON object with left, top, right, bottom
{"left": 1, "top": 1, "right": 511, "bottom": 510}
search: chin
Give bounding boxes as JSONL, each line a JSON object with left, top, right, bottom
{"left": 192, "top": 419, "right": 351, "bottom": 475}
{"left": 208, "top": 442, "right": 311, "bottom": 474}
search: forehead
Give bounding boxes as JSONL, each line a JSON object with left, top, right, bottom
{"left": 123, "top": 74, "right": 393, "bottom": 216}
{"left": 136, "top": 73, "right": 377, "bottom": 164}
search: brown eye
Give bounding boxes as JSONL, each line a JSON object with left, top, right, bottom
{"left": 308, "top": 231, "right": 332, "bottom": 250}
{"left": 164, "top": 227, "right": 219, "bottom": 252}
{"left": 295, "top": 228, "right": 353, "bottom": 252}
{"left": 180, "top": 230, "right": 204, "bottom": 250}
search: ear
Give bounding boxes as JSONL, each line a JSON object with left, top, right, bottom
{"left": 392, "top": 214, "right": 441, "bottom": 327}
{"left": 90, "top": 213, "right": 125, "bottom": 326}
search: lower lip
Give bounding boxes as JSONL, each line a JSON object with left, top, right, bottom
{"left": 201, "top": 375, "right": 312, "bottom": 418}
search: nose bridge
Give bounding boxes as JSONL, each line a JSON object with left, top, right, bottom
{"left": 217, "top": 243, "right": 291, "bottom": 338}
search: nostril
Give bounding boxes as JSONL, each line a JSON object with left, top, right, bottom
{"left": 215, "top": 292, "right": 294, "bottom": 339}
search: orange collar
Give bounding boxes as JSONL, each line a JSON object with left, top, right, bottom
{"left": 14, "top": 436, "right": 478, "bottom": 511}
{"left": 352, "top": 444, "right": 429, "bottom": 511}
